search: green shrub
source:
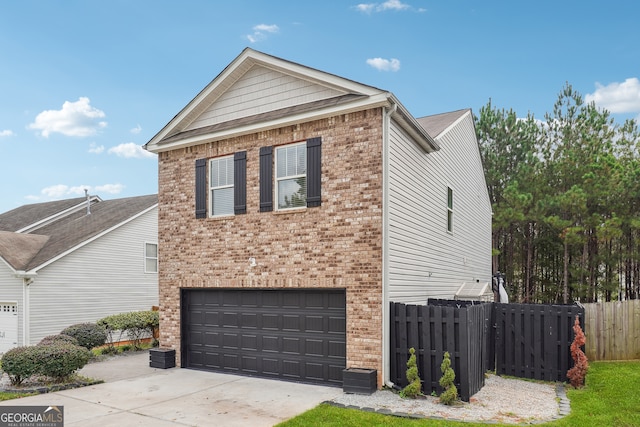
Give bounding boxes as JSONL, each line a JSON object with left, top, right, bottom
{"left": 1, "top": 346, "right": 39, "bottom": 385}
{"left": 32, "top": 343, "right": 92, "bottom": 381}
{"left": 400, "top": 347, "right": 422, "bottom": 398}
{"left": 98, "top": 310, "right": 159, "bottom": 350}
{"left": 439, "top": 351, "right": 458, "bottom": 405}
{"left": 61, "top": 323, "right": 107, "bottom": 350}
{"left": 39, "top": 334, "right": 79, "bottom": 347}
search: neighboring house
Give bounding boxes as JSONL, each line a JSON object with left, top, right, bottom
{"left": 0, "top": 194, "right": 158, "bottom": 353}
{"left": 144, "top": 48, "right": 492, "bottom": 388}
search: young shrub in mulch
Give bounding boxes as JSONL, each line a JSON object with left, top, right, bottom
{"left": 61, "top": 322, "right": 107, "bottom": 350}
{"left": 567, "top": 315, "right": 589, "bottom": 388}
{"left": 400, "top": 347, "right": 422, "bottom": 398}
{"left": 439, "top": 351, "right": 458, "bottom": 405}
{"left": 1, "top": 346, "right": 40, "bottom": 386}
{"left": 32, "top": 343, "right": 92, "bottom": 382}
{"left": 39, "top": 334, "right": 79, "bottom": 347}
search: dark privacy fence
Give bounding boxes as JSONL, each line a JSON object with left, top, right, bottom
{"left": 494, "top": 302, "right": 584, "bottom": 381}
{"left": 389, "top": 300, "right": 584, "bottom": 401}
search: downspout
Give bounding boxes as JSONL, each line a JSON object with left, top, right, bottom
{"left": 15, "top": 271, "right": 37, "bottom": 346}
{"left": 382, "top": 101, "right": 397, "bottom": 388}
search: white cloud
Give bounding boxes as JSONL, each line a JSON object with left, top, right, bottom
{"left": 366, "top": 57, "right": 401, "bottom": 72}
{"left": 130, "top": 124, "right": 142, "bottom": 134}
{"left": 88, "top": 143, "right": 105, "bottom": 154}
{"left": 0, "top": 129, "right": 15, "bottom": 137}
{"left": 585, "top": 78, "right": 640, "bottom": 114}
{"left": 39, "top": 183, "right": 124, "bottom": 199}
{"left": 28, "top": 97, "right": 107, "bottom": 137}
{"left": 93, "top": 183, "right": 125, "bottom": 194}
{"left": 355, "top": 0, "right": 414, "bottom": 13}
{"left": 246, "top": 23, "right": 279, "bottom": 43}
{"left": 108, "top": 142, "right": 155, "bottom": 158}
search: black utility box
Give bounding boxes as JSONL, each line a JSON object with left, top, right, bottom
{"left": 149, "top": 348, "right": 176, "bottom": 369}
{"left": 342, "top": 368, "right": 377, "bottom": 395}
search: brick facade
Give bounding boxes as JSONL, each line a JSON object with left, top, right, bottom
{"left": 157, "top": 108, "right": 385, "bottom": 385}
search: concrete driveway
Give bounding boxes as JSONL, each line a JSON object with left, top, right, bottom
{"left": 0, "top": 352, "right": 342, "bottom": 426}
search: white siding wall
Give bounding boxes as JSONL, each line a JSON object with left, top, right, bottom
{"left": 387, "top": 113, "right": 492, "bottom": 303}
{"left": 27, "top": 208, "right": 159, "bottom": 344}
{"left": 0, "top": 261, "right": 23, "bottom": 348}
{"left": 186, "top": 66, "right": 343, "bottom": 130}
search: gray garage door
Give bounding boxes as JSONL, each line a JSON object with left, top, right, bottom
{"left": 182, "top": 289, "right": 346, "bottom": 386}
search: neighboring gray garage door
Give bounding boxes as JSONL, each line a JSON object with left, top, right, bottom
{"left": 182, "top": 289, "right": 346, "bottom": 386}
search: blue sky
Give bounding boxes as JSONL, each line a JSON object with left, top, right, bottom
{"left": 1, "top": 0, "right": 639, "bottom": 213}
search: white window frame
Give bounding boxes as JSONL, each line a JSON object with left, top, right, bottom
{"left": 209, "top": 155, "right": 234, "bottom": 217}
{"left": 144, "top": 242, "right": 158, "bottom": 273}
{"left": 447, "top": 186, "right": 454, "bottom": 233}
{"left": 275, "top": 143, "right": 307, "bottom": 211}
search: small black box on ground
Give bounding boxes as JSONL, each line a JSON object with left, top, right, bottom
{"left": 149, "top": 348, "right": 176, "bottom": 369}
{"left": 342, "top": 368, "right": 377, "bottom": 395}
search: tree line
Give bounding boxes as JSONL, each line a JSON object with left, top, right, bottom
{"left": 475, "top": 83, "right": 640, "bottom": 303}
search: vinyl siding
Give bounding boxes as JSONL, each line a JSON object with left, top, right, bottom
{"left": 27, "top": 207, "right": 159, "bottom": 344}
{"left": 185, "top": 66, "right": 344, "bottom": 130}
{"left": 387, "top": 113, "right": 492, "bottom": 303}
{"left": 0, "top": 261, "right": 23, "bottom": 349}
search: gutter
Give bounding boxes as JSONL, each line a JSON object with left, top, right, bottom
{"left": 382, "top": 102, "right": 397, "bottom": 389}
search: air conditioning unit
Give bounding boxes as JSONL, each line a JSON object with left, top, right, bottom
{"left": 454, "top": 282, "right": 493, "bottom": 302}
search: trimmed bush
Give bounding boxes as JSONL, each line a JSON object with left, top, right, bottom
{"left": 33, "top": 343, "right": 92, "bottom": 381}
{"left": 439, "top": 351, "right": 458, "bottom": 405}
{"left": 39, "top": 334, "right": 79, "bottom": 347}
{"left": 1, "top": 346, "right": 39, "bottom": 385}
{"left": 400, "top": 347, "right": 422, "bottom": 398}
{"left": 98, "top": 310, "right": 159, "bottom": 350}
{"left": 61, "top": 322, "right": 107, "bottom": 350}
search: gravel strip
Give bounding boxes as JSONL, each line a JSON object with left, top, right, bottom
{"left": 331, "top": 374, "right": 566, "bottom": 424}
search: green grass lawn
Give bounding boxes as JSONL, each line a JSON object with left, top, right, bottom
{"left": 277, "top": 361, "right": 640, "bottom": 427}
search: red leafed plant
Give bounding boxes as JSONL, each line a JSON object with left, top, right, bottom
{"left": 567, "top": 315, "right": 589, "bottom": 388}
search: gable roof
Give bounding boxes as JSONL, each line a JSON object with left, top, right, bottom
{"left": 416, "top": 109, "right": 471, "bottom": 139}
{"left": 145, "top": 48, "right": 438, "bottom": 154}
{"left": 0, "top": 194, "right": 158, "bottom": 272}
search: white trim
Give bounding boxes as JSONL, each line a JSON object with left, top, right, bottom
{"left": 27, "top": 204, "right": 158, "bottom": 273}
{"left": 209, "top": 155, "right": 235, "bottom": 217}
{"left": 147, "top": 95, "right": 392, "bottom": 153}
{"left": 144, "top": 242, "right": 158, "bottom": 274}
{"left": 382, "top": 103, "right": 396, "bottom": 387}
{"left": 275, "top": 142, "right": 307, "bottom": 211}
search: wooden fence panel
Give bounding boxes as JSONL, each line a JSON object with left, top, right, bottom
{"left": 583, "top": 300, "right": 640, "bottom": 361}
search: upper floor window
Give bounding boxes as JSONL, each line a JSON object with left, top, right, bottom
{"left": 209, "top": 156, "right": 234, "bottom": 216}
{"left": 145, "top": 242, "right": 158, "bottom": 273}
{"left": 447, "top": 186, "right": 454, "bottom": 233}
{"left": 275, "top": 143, "right": 307, "bottom": 210}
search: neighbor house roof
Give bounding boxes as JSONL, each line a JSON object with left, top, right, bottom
{"left": 416, "top": 109, "right": 471, "bottom": 139}
{"left": 0, "top": 194, "right": 158, "bottom": 272}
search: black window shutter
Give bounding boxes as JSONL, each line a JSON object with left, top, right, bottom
{"left": 195, "top": 158, "right": 207, "bottom": 218}
{"left": 234, "top": 151, "right": 247, "bottom": 214}
{"left": 306, "top": 137, "right": 322, "bottom": 207}
{"left": 259, "top": 146, "right": 273, "bottom": 212}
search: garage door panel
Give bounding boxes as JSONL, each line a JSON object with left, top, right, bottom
{"left": 183, "top": 289, "right": 346, "bottom": 386}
